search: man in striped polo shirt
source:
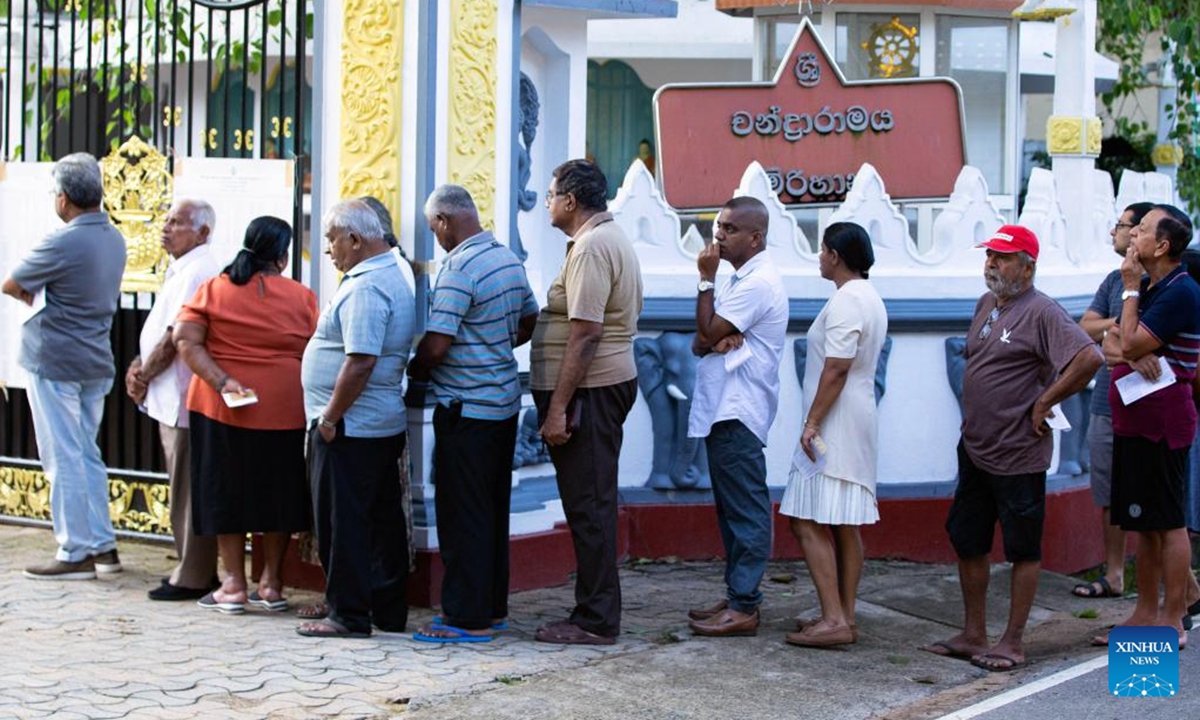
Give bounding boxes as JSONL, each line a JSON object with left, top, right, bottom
{"left": 1099, "top": 204, "right": 1200, "bottom": 649}
{"left": 409, "top": 185, "right": 540, "bottom": 643}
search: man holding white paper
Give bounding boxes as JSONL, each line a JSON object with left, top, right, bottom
{"left": 1098, "top": 204, "right": 1200, "bottom": 648}
{"left": 925, "top": 225, "right": 1100, "bottom": 672}
{"left": 685, "top": 196, "right": 788, "bottom": 638}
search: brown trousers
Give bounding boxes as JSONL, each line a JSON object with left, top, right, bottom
{"left": 160, "top": 423, "right": 218, "bottom": 588}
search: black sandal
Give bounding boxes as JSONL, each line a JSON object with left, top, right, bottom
{"left": 1072, "top": 576, "right": 1122, "bottom": 598}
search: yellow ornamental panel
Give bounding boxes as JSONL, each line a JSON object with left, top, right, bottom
{"left": 1046, "top": 116, "right": 1083, "bottom": 155}
{"left": 100, "top": 136, "right": 173, "bottom": 293}
{"left": 448, "top": 0, "right": 498, "bottom": 230}
{"left": 339, "top": 0, "right": 404, "bottom": 227}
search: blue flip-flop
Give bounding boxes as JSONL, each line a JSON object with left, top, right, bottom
{"left": 414, "top": 623, "right": 494, "bottom": 644}
{"left": 248, "top": 591, "right": 289, "bottom": 612}
{"left": 432, "top": 614, "right": 508, "bottom": 630}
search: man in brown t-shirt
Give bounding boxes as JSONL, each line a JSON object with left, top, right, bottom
{"left": 530, "top": 159, "right": 643, "bottom": 645}
{"left": 923, "top": 225, "right": 1100, "bottom": 672}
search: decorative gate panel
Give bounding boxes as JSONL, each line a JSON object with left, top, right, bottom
{"left": 0, "top": 0, "right": 314, "bottom": 535}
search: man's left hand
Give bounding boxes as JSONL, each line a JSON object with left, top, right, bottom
{"left": 540, "top": 411, "right": 571, "bottom": 446}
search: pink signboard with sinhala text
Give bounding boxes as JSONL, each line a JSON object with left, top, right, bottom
{"left": 654, "top": 17, "right": 967, "bottom": 210}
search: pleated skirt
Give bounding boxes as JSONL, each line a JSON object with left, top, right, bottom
{"left": 779, "top": 470, "right": 879, "bottom": 526}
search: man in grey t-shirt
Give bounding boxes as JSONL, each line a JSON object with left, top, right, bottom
{"left": 923, "top": 225, "right": 1100, "bottom": 672}
{"left": 2, "top": 153, "right": 127, "bottom": 580}
{"left": 1071, "top": 202, "right": 1154, "bottom": 600}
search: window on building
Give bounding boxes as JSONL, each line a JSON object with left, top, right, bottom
{"left": 936, "top": 16, "right": 1010, "bottom": 192}
{"left": 835, "top": 14, "right": 920, "bottom": 80}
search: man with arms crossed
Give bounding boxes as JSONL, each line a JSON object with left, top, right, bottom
{"left": 686, "top": 196, "right": 788, "bottom": 637}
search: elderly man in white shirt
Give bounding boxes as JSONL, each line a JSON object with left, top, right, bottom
{"left": 685, "top": 196, "right": 789, "bottom": 638}
{"left": 125, "top": 199, "right": 222, "bottom": 600}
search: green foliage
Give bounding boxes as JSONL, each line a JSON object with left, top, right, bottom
{"left": 1098, "top": 0, "right": 1200, "bottom": 222}
{"left": 14, "top": 1, "right": 311, "bottom": 160}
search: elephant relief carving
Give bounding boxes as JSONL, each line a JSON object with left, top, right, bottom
{"left": 943, "top": 337, "right": 1089, "bottom": 475}
{"left": 634, "top": 332, "right": 710, "bottom": 490}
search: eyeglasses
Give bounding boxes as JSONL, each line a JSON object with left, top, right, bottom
{"left": 545, "top": 189, "right": 568, "bottom": 203}
{"left": 979, "top": 307, "right": 1001, "bottom": 340}
{"left": 1114, "top": 222, "right": 1136, "bottom": 230}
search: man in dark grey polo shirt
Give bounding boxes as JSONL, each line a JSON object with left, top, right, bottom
{"left": 923, "top": 225, "right": 1100, "bottom": 672}
{"left": 2, "top": 153, "right": 127, "bottom": 580}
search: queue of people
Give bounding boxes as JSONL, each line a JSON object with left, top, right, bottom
{"left": 3, "top": 152, "right": 1197, "bottom": 661}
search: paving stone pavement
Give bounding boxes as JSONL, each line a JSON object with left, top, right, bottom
{"left": 0, "top": 523, "right": 1123, "bottom": 719}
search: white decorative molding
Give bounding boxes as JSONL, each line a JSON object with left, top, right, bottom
{"left": 680, "top": 224, "right": 706, "bottom": 259}
{"left": 1144, "top": 171, "right": 1176, "bottom": 204}
{"left": 1090, "top": 169, "right": 1117, "bottom": 263}
{"left": 1016, "top": 167, "right": 1070, "bottom": 265}
{"left": 927, "top": 166, "right": 1004, "bottom": 269}
{"left": 732, "top": 161, "right": 812, "bottom": 261}
{"left": 1114, "top": 170, "right": 1176, "bottom": 213}
{"left": 610, "top": 159, "right": 684, "bottom": 269}
{"left": 827, "top": 163, "right": 919, "bottom": 267}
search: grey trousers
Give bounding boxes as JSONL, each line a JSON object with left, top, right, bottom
{"left": 160, "top": 423, "right": 217, "bottom": 588}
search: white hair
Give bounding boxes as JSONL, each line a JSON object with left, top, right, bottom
{"left": 322, "top": 199, "right": 384, "bottom": 243}
{"left": 423, "top": 184, "right": 478, "bottom": 219}
{"left": 174, "top": 198, "right": 216, "bottom": 235}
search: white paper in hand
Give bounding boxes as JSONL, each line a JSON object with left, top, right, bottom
{"left": 723, "top": 343, "right": 753, "bottom": 372}
{"left": 1115, "top": 356, "right": 1175, "bottom": 405}
{"left": 221, "top": 389, "right": 259, "bottom": 408}
{"left": 791, "top": 434, "right": 827, "bottom": 481}
{"left": 1045, "top": 403, "right": 1071, "bottom": 432}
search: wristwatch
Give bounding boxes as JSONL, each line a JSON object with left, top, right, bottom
{"left": 1121, "top": 289, "right": 1140, "bottom": 301}
{"left": 318, "top": 414, "right": 337, "bottom": 430}
{"left": 697, "top": 279, "right": 715, "bottom": 293}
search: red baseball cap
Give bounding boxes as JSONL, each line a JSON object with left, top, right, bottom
{"left": 977, "top": 224, "right": 1039, "bottom": 261}
{"left": 979, "top": 225, "right": 1036, "bottom": 261}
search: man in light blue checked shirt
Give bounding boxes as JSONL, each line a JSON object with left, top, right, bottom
{"left": 408, "top": 185, "right": 539, "bottom": 643}
{"left": 298, "top": 199, "right": 414, "bottom": 639}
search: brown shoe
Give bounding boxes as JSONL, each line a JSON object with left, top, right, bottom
{"left": 687, "top": 599, "right": 729, "bottom": 621}
{"left": 795, "top": 617, "right": 859, "bottom": 642}
{"left": 24, "top": 557, "right": 96, "bottom": 581}
{"left": 785, "top": 623, "right": 855, "bottom": 648}
{"left": 689, "top": 608, "right": 759, "bottom": 637}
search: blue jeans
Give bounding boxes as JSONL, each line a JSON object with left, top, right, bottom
{"left": 26, "top": 373, "right": 116, "bottom": 562}
{"left": 705, "top": 419, "right": 771, "bottom": 614}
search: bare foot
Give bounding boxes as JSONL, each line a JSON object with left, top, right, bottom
{"left": 920, "top": 633, "right": 988, "bottom": 660}
{"left": 213, "top": 586, "right": 247, "bottom": 604}
{"left": 971, "top": 646, "right": 1026, "bottom": 672}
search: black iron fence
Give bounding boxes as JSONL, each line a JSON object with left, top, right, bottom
{"left": 1, "top": 0, "right": 311, "bottom": 479}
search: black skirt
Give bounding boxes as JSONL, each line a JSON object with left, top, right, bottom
{"left": 189, "top": 412, "right": 311, "bottom": 536}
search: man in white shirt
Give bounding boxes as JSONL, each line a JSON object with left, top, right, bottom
{"left": 685, "top": 196, "right": 789, "bottom": 637}
{"left": 125, "top": 199, "right": 221, "bottom": 600}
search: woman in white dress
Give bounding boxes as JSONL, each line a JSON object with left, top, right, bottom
{"left": 782, "top": 222, "right": 888, "bottom": 648}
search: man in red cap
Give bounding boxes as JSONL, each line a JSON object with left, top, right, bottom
{"left": 923, "top": 224, "right": 1101, "bottom": 672}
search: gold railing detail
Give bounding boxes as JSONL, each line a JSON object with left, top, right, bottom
{"left": 0, "top": 464, "right": 172, "bottom": 536}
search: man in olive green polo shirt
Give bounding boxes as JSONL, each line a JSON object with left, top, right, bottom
{"left": 531, "top": 159, "right": 643, "bottom": 646}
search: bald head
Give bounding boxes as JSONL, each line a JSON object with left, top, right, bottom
{"left": 723, "top": 196, "right": 769, "bottom": 236}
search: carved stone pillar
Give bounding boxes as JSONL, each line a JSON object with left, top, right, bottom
{"left": 448, "top": 0, "right": 499, "bottom": 230}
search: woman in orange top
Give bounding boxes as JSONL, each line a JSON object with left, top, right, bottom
{"left": 174, "top": 216, "right": 318, "bottom": 615}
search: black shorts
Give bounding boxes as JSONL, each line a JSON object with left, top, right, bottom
{"left": 1110, "top": 434, "right": 1187, "bottom": 532}
{"left": 946, "top": 442, "right": 1046, "bottom": 562}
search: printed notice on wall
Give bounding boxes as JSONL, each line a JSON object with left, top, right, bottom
{"left": 174, "top": 158, "right": 299, "bottom": 275}
{"left": 0, "top": 163, "right": 63, "bottom": 389}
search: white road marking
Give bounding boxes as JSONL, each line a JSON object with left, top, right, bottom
{"left": 932, "top": 655, "right": 1109, "bottom": 720}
